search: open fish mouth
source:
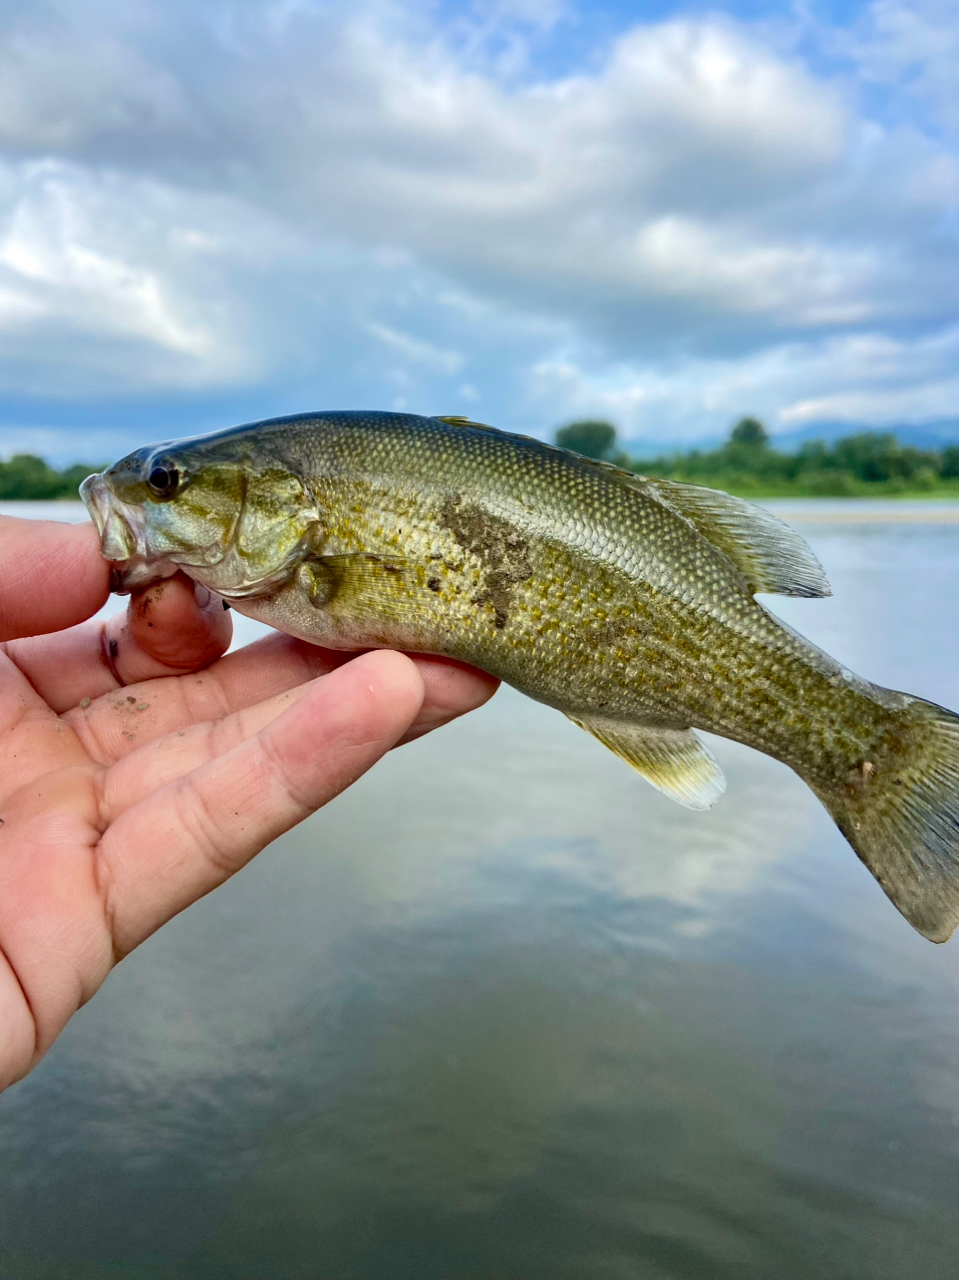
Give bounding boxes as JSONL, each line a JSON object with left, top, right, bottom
{"left": 80, "top": 472, "right": 177, "bottom": 593}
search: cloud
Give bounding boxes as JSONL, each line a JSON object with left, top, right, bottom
{"left": 0, "top": 0, "right": 955, "bottom": 448}
{"left": 526, "top": 325, "right": 959, "bottom": 442}
{"left": 0, "top": 164, "right": 211, "bottom": 365}
{"left": 367, "top": 322, "right": 464, "bottom": 375}
{"left": 845, "top": 0, "right": 959, "bottom": 135}
{"left": 0, "top": 156, "right": 336, "bottom": 395}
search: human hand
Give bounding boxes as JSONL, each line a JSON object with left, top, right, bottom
{"left": 0, "top": 515, "right": 498, "bottom": 1091}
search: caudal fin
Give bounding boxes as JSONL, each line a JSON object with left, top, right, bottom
{"left": 816, "top": 699, "right": 959, "bottom": 942}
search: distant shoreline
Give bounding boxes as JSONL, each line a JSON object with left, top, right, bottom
{"left": 707, "top": 483, "right": 959, "bottom": 502}
{"left": 765, "top": 505, "right": 959, "bottom": 523}
{"left": 6, "top": 496, "right": 959, "bottom": 532}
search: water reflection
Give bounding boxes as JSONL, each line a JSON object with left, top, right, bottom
{"left": 3, "top": 504, "right": 959, "bottom": 1278}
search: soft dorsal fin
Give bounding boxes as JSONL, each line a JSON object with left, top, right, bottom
{"left": 641, "top": 477, "right": 831, "bottom": 599}
{"left": 568, "top": 714, "right": 726, "bottom": 810}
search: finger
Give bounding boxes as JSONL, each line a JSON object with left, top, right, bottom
{"left": 77, "top": 650, "right": 498, "bottom": 812}
{"left": 98, "top": 651, "right": 425, "bottom": 955}
{"left": 105, "top": 574, "right": 233, "bottom": 684}
{"left": 200, "top": 641, "right": 498, "bottom": 748}
{"left": 0, "top": 655, "right": 88, "bottom": 806}
{"left": 99, "top": 682, "right": 316, "bottom": 821}
{"left": 393, "top": 655, "right": 498, "bottom": 745}
{"left": 66, "top": 631, "right": 498, "bottom": 762}
{"left": 4, "top": 574, "right": 233, "bottom": 712}
{"left": 0, "top": 519, "right": 108, "bottom": 642}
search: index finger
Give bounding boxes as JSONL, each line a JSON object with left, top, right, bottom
{"left": 0, "top": 517, "right": 109, "bottom": 641}
{"left": 99, "top": 651, "right": 426, "bottom": 956}
{"left": 2, "top": 574, "right": 233, "bottom": 712}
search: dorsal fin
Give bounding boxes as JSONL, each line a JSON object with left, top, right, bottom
{"left": 435, "top": 417, "right": 829, "bottom": 599}
{"left": 568, "top": 453, "right": 832, "bottom": 599}
{"left": 641, "top": 477, "right": 830, "bottom": 598}
{"left": 436, "top": 415, "right": 507, "bottom": 435}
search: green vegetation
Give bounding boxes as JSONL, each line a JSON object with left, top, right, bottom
{"left": 554, "top": 418, "right": 959, "bottom": 498}
{"left": 0, "top": 455, "right": 98, "bottom": 500}
{"left": 555, "top": 419, "right": 619, "bottom": 460}
{"left": 5, "top": 418, "right": 959, "bottom": 501}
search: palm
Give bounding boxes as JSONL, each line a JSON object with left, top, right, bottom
{"left": 0, "top": 518, "right": 496, "bottom": 1090}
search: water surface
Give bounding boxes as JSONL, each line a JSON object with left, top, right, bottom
{"left": 2, "top": 501, "right": 959, "bottom": 1278}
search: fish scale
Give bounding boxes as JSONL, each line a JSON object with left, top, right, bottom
{"left": 81, "top": 409, "right": 959, "bottom": 943}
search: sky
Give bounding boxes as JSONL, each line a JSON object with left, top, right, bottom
{"left": 0, "top": 0, "right": 957, "bottom": 463}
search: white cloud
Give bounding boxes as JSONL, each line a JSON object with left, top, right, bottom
{"left": 0, "top": 165, "right": 210, "bottom": 357}
{"left": 0, "top": 0, "right": 953, "bottom": 442}
{"left": 628, "top": 217, "right": 879, "bottom": 325}
{"left": 367, "top": 322, "right": 464, "bottom": 375}
{"left": 0, "top": 157, "right": 328, "bottom": 395}
{"left": 781, "top": 377, "right": 959, "bottom": 428}
{"left": 526, "top": 325, "right": 959, "bottom": 444}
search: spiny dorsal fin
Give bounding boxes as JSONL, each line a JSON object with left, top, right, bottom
{"left": 436, "top": 415, "right": 506, "bottom": 434}
{"left": 568, "top": 715, "right": 726, "bottom": 810}
{"left": 641, "top": 477, "right": 831, "bottom": 599}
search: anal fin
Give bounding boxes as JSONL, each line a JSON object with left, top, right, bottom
{"left": 568, "top": 715, "right": 726, "bottom": 811}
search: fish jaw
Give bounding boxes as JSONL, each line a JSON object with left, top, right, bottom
{"left": 80, "top": 472, "right": 179, "bottom": 593}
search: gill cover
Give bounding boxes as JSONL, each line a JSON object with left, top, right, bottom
{"left": 221, "top": 467, "right": 324, "bottom": 597}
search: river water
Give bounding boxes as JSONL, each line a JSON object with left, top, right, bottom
{"left": 2, "top": 501, "right": 959, "bottom": 1278}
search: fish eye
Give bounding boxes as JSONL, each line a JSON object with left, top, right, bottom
{"left": 146, "top": 460, "right": 181, "bottom": 500}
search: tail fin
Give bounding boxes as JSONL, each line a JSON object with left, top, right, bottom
{"left": 816, "top": 699, "right": 959, "bottom": 942}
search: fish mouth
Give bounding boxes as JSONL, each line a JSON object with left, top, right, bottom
{"left": 80, "top": 472, "right": 177, "bottom": 593}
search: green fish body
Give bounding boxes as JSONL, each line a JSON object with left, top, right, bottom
{"left": 81, "top": 411, "right": 959, "bottom": 943}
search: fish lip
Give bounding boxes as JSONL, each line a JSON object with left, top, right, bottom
{"left": 80, "top": 472, "right": 144, "bottom": 560}
{"left": 80, "top": 472, "right": 175, "bottom": 593}
{"left": 79, "top": 472, "right": 108, "bottom": 538}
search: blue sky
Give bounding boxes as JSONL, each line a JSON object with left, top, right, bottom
{"left": 0, "top": 0, "right": 956, "bottom": 463}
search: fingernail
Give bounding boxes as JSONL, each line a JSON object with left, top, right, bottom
{"left": 195, "top": 585, "right": 212, "bottom": 609}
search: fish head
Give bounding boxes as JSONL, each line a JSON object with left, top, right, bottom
{"left": 81, "top": 433, "right": 322, "bottom": 596}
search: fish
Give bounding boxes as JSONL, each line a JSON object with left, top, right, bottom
{"left": 80, "top": 409, "right": 959, "bottom": 943}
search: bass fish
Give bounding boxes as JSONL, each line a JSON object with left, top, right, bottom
{"left": 81, "top": 411, "right": 959, "bottom": 943}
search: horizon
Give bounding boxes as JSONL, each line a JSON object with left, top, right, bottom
{"left": 5, "top": 415, "right": 959, "bottom": 473}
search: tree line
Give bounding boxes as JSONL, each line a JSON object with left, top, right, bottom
{"left": 0, "top": 455, "right": 99, "bottom": 500}
{"left": 555, "top": 418, "right": 959, "bottom": 497}
{"left": 3, "top": 418, "right": 959, "bottom": 500}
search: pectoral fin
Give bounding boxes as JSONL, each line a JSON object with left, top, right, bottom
{"left": 298, "top": 553, "right": 413, "bottom": 608}
{"left": 568, "top": 715, "right": 726, "bottom": 810}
